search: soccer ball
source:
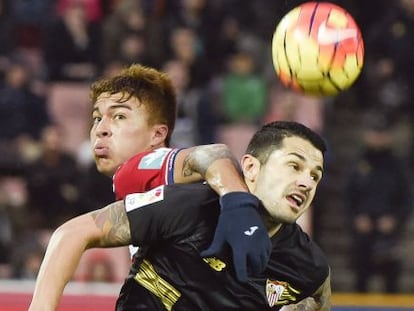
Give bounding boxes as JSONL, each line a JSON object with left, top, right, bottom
{"left": 272, "top": 2, "right": 364, "bottom": 96}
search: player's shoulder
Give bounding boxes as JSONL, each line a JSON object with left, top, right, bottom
{"left": 282, "top": 223, "right": 329, "bottom": 270}
{"left": 113, "top": 147, "right": 184, "bottom": 199}
{"left": 125, "top": 148, "right": 176, "bottom": 168}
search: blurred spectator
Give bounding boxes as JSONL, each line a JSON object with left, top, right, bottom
{"left": 0, "top": 175, "right": 27, "bottom": 278}
{"left": 101, "top": 0, "right": 156, "bottom": 66}
{"left": 165, "top": 0, "right": 215, "bottom": 53}
{"left": 345, "top": 114, "right": 412, "bottom": 293}
{"left": 0, "top": 175, "right": 28, "bottom": 233}
{"left": 0, "top": 62, "right": 50, "bottom": 166}
{"left": 221, "top": 51, "right": 267, "bottom": 124}
{"left": 360, "top": 0, "right": 414, "bottom": 117}
{"left": 56, "top": 0, "right": 103, "bottom": 23}
{"left": 99, "top": 60, "right": 124, "bottom": 79}
{"left": 24, "top": 125, "right": 82, "bottom": 229}
{"left": 0, "top": 0, "right": 16, "bottom": 59}
{"left": 168, "top": 26, "right": 212, "bottom": 89}
{"left": 166, "top": 0, "right": 209, "bottom": 32}
{"left": 212, "top": 51, "right": 267, "bottom": 160}
{"left": 73, "top": 246, "right": 130, "bottom": 283}
{"left": 13, "top": 242, "right": 44, "bottom": 279}
{"left": 10, "top": 229, "right": 50, "bottom": 279}
{"left": 265, "top": 84, "right": 325, "bottom": 135}
{"left": 195, "top": 84, "right": 219, "bottom": 145}
{"left": 10, "top": 0, "right": 54, "bottom": 49}
{"left": 43, "top": 0, "right": 101, "bottom": 82}
{"left": 165, "top": 0, "right": 257, "bottom": 75}
{"left": 80, "top": 251, "right": 116, "bottom": 282}
{"left": 0, "top": 205, "right": 11, "bottom": 277}
{"left": 163, "top": 58, "right": 219, "bottom": 146}
{"left": 163, "top": 59, "right": 197, "bottom": 147}
{"left": 116, "top": 32, "right": 151, "bottom": 66}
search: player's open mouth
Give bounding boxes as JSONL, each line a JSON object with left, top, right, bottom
{"left": 287, "top": 193, "right": 305, "bottom": 209}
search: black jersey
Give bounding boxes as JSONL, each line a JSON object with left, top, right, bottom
{"left": 118, "top": 183, "right": 329, "bottom": 310}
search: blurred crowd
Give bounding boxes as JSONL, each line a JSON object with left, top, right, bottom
{"left": 0, "top": 0, "right": 413, "bottom": 292}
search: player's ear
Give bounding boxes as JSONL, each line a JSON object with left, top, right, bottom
{"left": 240, "top": 154, "right": 260, "bottom": 182}
{"left": 151, "top": 124, "right": 168, "bottom": 146}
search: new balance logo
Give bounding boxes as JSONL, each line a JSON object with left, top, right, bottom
{"left": 317, "top": 21, "right": 357, "bottom": 45}
{"left": 244, "top": 226, "right": 259, "bottom": 236}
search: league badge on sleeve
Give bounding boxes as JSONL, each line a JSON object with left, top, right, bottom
{"left": 125, "top": 185, "right": 165, "bottom": 212}
{"left": 138, "top": 148, "right": 171, "bottom": 169}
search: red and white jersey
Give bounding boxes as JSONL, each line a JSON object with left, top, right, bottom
{"left": 113, "top": 147, "right": 182, "bottom": 200}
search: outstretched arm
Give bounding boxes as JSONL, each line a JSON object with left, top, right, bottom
{"left": 173, "top": 144, "right": 249, "bottom": 195}
{"left": 281, "top": 270, "right": 331, "bottom": 311}
{"left": 28, "top": 201, "right": 130, "bottom": 311}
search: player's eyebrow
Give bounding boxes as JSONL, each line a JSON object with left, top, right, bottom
{"left": 92, "top": 104, "right": 133, "bottom": 113}
{"left": 287, "top": 152, "right": 324, "bottom": 175}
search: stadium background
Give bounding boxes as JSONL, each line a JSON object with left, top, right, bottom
{"left": 0, "top": 0, "right": 414, "bottom": 309}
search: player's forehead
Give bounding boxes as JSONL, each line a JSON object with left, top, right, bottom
{"left": 93, "top": 92, "right": 142, "bottom": 113}
{"left": 271, "top": 136, "right": 324, "bottom": 169}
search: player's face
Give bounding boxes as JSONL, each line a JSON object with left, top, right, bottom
{"left": 245, "top": 136, "right": 323, "bottom": 226}
{"left": 90, "top": 92, "right": 167, "bottom": 176}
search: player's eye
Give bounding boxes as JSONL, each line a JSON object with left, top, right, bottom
{"left": 114, "top": 114, "right": 126, "bottom": 120}
{"left": 311, "top": 173, "right": 321, "bottom": 182}
{"left": 288, "top": 163, "right": 300, "bottom": 171}
{"left": 92, "top": 115, "right": 101, "bottom": 124}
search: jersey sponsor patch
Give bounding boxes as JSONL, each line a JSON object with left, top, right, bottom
{"left": 203, "top": 257, "right": 226, "bottom": 272}
{"left": 138, "top": 148, "right": 171, "bottom": 169}
{"left": 125, "top": 185, "right": 165, "bottom": 212}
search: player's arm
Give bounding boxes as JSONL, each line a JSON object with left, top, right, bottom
{"left": 282, "top": 270, "right": 331, "bottom": 311}
{"left": 311, "top": 271, "right": 332, "bottom": 310}
{"left": 28, "top": 201, "right": 130, "bottom": 311}
{"left": 173, "top": 144, "right": 249, "bottom": 195}
{"left": 174, "top": 144, "right": 271, "bottom": 281}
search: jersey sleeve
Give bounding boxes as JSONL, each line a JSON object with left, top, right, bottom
{"left": 113, "top": 148, "right": 182, "bottom": 200}
{"left": 125, "top": 183, "right": 219, "bottom": 246}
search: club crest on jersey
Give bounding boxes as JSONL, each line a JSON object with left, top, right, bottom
{"left": 138, "top": 148, "right": 171, "bottom": 169}
{"left": 125, "top": 185, "right": 165, "bottom": 212}
{"left": 266, "top": 279, "right": 300, "bottom": 307}
{"left": 266, "top": 279, "right": 286, "bottom": 307}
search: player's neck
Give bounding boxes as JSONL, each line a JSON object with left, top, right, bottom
{"left": 261, "top": 213, "right": 282, "bottom": 237}
{"left": 267, "top": 223, "right": 282, "bottom": 237}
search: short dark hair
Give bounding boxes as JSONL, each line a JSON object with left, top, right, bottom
{"left": 245, "top": 121, "right": 327, "bottom": 164}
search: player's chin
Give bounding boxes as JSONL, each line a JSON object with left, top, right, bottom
{"left": 287, "top": 208, "right": 304, "bottom": 223}
{"left": 95, "top": 158, "right": 117, "bottom": 176}
{"left": 277, "top": 211, "right": 297, "bottom": 224}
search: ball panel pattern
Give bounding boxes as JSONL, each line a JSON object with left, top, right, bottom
{"left": 272, "top": 1, "right": 364, "bottom": 96}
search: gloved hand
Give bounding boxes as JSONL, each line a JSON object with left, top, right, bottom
{"left": 201, "top": 192, "right": 272, "bottom": 282}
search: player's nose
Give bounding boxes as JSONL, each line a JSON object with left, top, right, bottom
{"left": 296, "top": 173, "right": 315, "bottom": 190}
{"left": 95, "top": 118, "right": 112, "bottom": 137}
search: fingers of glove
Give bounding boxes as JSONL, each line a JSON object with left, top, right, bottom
{"left": 256, "top": 242, "right": 272, "bottom": 273}
{"left": 232, "top": 248, "right": 248, "bottom": 282}
{"left": 246, "top": 232, "right": 272, "bottom": 274}
{"left": 244, "top": 237, "right": 271, "bottom": 274}
{"left": 200, "top": 231, "right": 226, "bottom": 257}
{"left": 247, "top": 251, "right": 264, "bottom": 275}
